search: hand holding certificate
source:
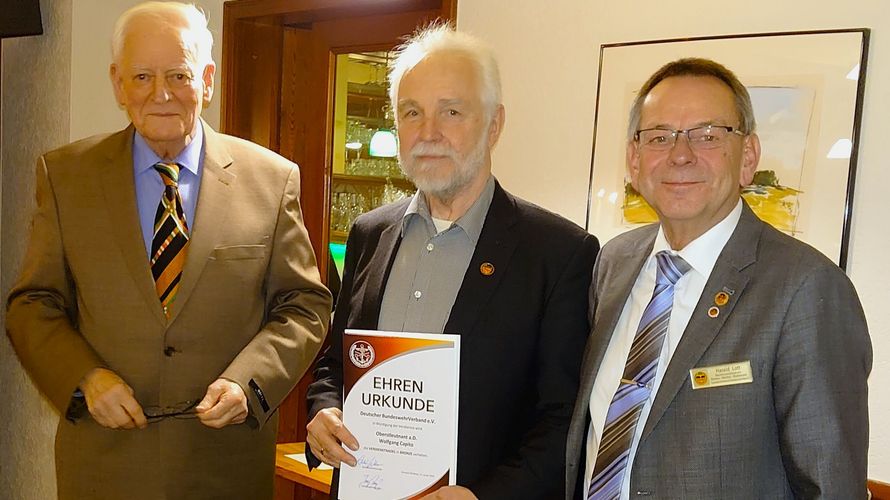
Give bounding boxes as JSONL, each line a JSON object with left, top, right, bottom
{"left": 338, "top": 329, "right": 460, "bottom": 500}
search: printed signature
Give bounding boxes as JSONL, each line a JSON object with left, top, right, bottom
{"left": 356, "top": 454, "right": 383, "bottom": 470}
{"left": 360, "top": 474, "right": 383, "bottom": 490}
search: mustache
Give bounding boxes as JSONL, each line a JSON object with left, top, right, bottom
{"left": 409, "top": 141, "right": 457, "bottom": 159}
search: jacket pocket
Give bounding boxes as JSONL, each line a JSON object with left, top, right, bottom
{"left": 209, "top": 244, "right": 266, "bottom": 260}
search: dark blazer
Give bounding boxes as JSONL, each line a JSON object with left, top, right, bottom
{"left": 565, "top": 203, "right": 872, "bottom": 499}
{"left": 308, "top": 181, "right": 599, "bottom": 499}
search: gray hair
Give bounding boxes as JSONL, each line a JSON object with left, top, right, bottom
{"left": 388, "top": 23, "right": 501, "bottom": 121}
{"left": 627, "top": 57, "right": 756, "bottom": 141}
{"left": 111, "top": 2, "right": 213, "bottom": 67}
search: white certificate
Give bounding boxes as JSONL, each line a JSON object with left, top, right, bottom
{"left": 339, "top": 329, "right": 460, "bottom": 499}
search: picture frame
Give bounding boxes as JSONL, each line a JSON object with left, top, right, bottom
{"left": 585, "top": 29, "right": 870, "bottom": 269}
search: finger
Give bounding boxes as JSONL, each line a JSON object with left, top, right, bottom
{"left": 330, "top": 420, "right": 359, "bottom": 451}
{"left": 198, "top": 406, "right": 246, "bottom": 428}
{"left": 306, "top": 428, "right": 353, "bottom": 467}
{"left": 195, "top": 386, "right": 221, "bottom": 413}
{"left": 89, "top": 386, "right": 136, "bottom": 429}
{"left": 197, "top": 395, "right": 247, "bottom": 428}
{"left": 119, "top": 393, "right": 147, "bottom": 429}
{"left": 327, "top": 444, "right": 357, "bottom": 468}
{"left": 319, "top": 409, "right": 359, "bottom": 452}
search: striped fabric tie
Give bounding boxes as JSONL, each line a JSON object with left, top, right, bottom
{"left": 151, "top": 162, "right": 189, "bottom": 318}
{"left": 588, "top": 251, "right": 691, "bottom": 500}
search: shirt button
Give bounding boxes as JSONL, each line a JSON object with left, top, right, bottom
{"left": 414, "top": 290, "right": 422, "bottom": 299}
{"left": 426, "top": 243, "right": 434, "bottom": 252}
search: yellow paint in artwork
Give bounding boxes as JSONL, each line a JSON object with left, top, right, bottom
{"left": 623, "top": 191, "right": 659, "bottom": 224}
{"left": 741, "top": 186, "right": 800, "bottom": 233}
{"left": 621, "top": 170, "right": 802, "bottom": 233}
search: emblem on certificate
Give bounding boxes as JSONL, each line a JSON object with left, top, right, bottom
{"left": 340, "top": 329, "right": 461, "bottom": 499}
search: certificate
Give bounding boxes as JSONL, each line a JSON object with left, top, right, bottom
{"left": 339, "top": 329, "right": 460, "bottom": 499}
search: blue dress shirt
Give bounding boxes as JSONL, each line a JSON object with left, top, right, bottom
{"left": 132, "top": 124, "right": 204, "bottom": 258}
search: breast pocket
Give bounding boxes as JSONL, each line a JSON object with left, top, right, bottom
{"left": 209, "top": 244, "right": 267, "bottom": 261}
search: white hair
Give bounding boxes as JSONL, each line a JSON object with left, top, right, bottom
{"left": 111, "top": 2, "right": 214, "bottom": 67}
{"left": 388, "top": 23, "right": 501, "bottom": 121}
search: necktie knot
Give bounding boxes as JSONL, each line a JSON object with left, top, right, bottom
{"left": 655, "top": 251, "right": 690, "bottom": 286}
{"left": 154, "top": 162, "right": 181, "bottom": 187}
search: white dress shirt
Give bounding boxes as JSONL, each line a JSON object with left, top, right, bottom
{"left": 584, "top": 200, "right": 743, "bottom": 499}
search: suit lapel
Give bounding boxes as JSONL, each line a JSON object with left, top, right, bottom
{"left": 99, "top": 126, "right": 167, "bottom": 325}
{"left": 641, "top": 204, "right": 762, "bottom": 440}
{"left": 363, "top": 215, "right": 404, "bottom": 328}
{"left": 444, "top": 182, "right": 518, "bottom": 336}
{"left": 168, "top": 123, "right": 235, "bottom": 321}
{"left": 577, "top": 231, "right": 655, "bottom": 405}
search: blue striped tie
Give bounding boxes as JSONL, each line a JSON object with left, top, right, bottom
{"left": 588, "top": 251, "right": 691, "bottom": 499}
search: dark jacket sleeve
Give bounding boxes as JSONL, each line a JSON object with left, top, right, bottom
{"left": 469, "top": 232, "right": 599, "bottom": 499}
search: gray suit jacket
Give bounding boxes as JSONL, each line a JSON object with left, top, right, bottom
{"left": 566, "top": 202, "right": 871, "bottom": 499}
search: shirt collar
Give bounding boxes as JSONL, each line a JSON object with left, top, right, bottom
{"left": 401, "top": 175, "right": 495, "bottom": 245}
{"left": 132, "top": 121, "right": 204, "bottom": 176}
{"left": 650, "top": 199, "right": 743, "bottom": 279}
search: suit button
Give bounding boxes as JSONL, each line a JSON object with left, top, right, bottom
{"left": 164, "top": 346, "right": 177, "bottom": 357}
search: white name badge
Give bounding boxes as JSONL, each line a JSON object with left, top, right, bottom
{"left": 689, "top": 361, "right": 753, "bottom": 390}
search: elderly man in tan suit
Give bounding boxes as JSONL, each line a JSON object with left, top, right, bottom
{"left": 5, "top": 2, "right": 332, "bottom": 499}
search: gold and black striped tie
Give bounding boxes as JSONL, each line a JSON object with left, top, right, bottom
{"left": 151, "top": 162, "right": 189, "bottom": 318}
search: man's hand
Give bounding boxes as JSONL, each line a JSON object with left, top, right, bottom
{"left": 195, "top": 378, "right": 248, "bottom": 428}
{"left": 80, "top": 367, "right": 147, "bottom": 429}
{"left": 306, "top": 407, "right": 359, "bottom": 467}
{"left": 420, "top": 486, "right": 477, "bottom": 499}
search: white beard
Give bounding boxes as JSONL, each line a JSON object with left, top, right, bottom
{"left": 399, "top": 130, "right": 489, "bottom": 203}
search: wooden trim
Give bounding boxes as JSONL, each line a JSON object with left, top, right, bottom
{"left": 275, "top": 442, "right": 332, "bottom": 493}
{"left": 870, "top": 479, "right": 890, "bottom": 500}
{"left": 225, "top": 0, "right": 441, "bottom": 20}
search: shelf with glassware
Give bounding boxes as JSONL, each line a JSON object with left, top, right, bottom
{"left": 329, "top": 171, "right": 415, "bottom": 244}
{"left": 329, "top": 110, "right": 416, "bottom": 244}
{"left": 329, "top": 52, "right": 416, "bottom": 275}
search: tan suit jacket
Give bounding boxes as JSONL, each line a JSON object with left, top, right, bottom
{"left": 6, "top": 122, "right": 332, "bottom": 500}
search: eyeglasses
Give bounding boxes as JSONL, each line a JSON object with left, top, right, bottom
{"left": 635, "top": 125, "right": 745, "bottom": 151}
{"left": 144, "top": 400, "right": 199, "bottom": 423}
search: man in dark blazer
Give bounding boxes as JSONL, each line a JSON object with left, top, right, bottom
{"left": 306, "top": 25, "right": 599, "bottom": 500}
{"left": 6, "top": 3, "right": 331, "bottom": 499}
{"left": 566, "top": 58, "right": 871, "bottom": 499}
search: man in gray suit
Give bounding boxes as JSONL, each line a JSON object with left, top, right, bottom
{"left": 566, "top": 58, "right": 872, "bottom": 499}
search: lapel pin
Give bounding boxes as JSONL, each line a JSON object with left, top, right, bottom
{"left": 480, "top": 262, "right": 495, "bottom": 276}
{"left": 714, "top": 291, "right": 730, "bottom": 306}
{"left": 708, "top": 306, "right": 720, "bottom": 318}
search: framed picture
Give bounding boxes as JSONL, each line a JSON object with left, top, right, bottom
{"left": 585, "top": 29, "right": 870, "bottom": 269}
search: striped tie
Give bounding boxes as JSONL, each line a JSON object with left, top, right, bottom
{"left": 151, "top": 162, "right": 189, "bottom": 318}
{"left": 588, "top": 251, "right": 690, "bottom": 499}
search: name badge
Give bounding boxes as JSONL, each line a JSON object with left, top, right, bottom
{"left": 689, "top": 361, "right": 753, "bottom": 390}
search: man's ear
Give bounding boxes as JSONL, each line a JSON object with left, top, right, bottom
{"left": 739, "top": 133, "right": 761, "bottom": 186}
{"left": 110, "top": 64, "right": 126, "bottom": 109}
{"left": 627, "top": 140, "right": 641, "bottom": 191}
{"left": 201, "top": 63, "right": 216, "bottom": 109}
{"left": 487, "top": 104, "right": 505, "bottom": 149}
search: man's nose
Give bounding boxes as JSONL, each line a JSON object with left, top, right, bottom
{"left": 668, "top": 132, "right": 695, "bottom": 165}
{"left": 418, "top": 116, "right": 442, "bottom": 141}
{"left": 151, "top": 77, "right": 172, "bottom": 102}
